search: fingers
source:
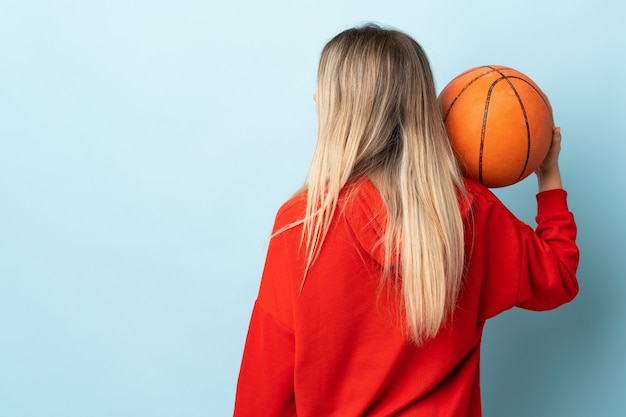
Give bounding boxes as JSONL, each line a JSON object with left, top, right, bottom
{"left": 553, "top": 127, "right": 562, "bottom": 147}
{"left": 549, "top": 126, "right": 562, "bottom": 156}
{"left": 536, "top": 126, "right": 564, "bottom": 191}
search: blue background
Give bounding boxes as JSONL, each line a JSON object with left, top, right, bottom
{"left": 1, "top": 0, "right": 624, "bottom": 415}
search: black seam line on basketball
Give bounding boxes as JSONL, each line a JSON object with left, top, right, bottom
{"left": 442, "top": 66, "right": 502, "bottom": 123}
{"left": 480, "top": 77, "right": 505, "bottom": 184}
{"left": 478, "top": 67, "right": 516, "bottom": 183}
{"left": 489, "top": 68, "right": 532, "bottom": 181}
{"left": 479, "top": 71, "right": 530, "bottom": 184}
{"left": 503, "top": 76, "right": 554, "bottom": 179}
{"left": 503, "top": 76, "right": 553, "bottom": 117}
{"left": 485, "top": 65, "right": 514, "bottom": 72}
{"left": 450, "top": 65, "right": 514, "bottom": 85}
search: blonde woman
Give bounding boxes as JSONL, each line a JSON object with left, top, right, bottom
{"left": 234, "top": 24, "right": 579, "bottom": 416}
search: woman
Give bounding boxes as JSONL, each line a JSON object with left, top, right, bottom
{"left": 234, "top": 24, "right": 579, "bottom": 416}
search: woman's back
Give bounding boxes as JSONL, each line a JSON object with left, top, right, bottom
{"left": 234, "top": 176, "right": 578, "bottom": 416}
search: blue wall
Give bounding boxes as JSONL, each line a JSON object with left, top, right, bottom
{"left": 1, "top": 1, "right": 624, "bottom": 415}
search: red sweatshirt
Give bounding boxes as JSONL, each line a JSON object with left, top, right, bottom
{"left": 234, "top": 176, "right": 579, "bottom": 416}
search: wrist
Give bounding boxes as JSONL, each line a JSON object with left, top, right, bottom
{"left": 536, "top": 166, "right": 563, "bottom": 192}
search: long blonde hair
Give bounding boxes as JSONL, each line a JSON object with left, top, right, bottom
{"left": 304, "top": 24, "right": 466, "bottom": 345}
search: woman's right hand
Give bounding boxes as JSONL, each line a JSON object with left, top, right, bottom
{"left": 535, "top": 127, "right": 563, "bottom": 192}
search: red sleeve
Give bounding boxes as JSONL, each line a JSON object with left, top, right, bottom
{"left": 476, "top": 188, "right": 580, "bottom": 321}
{"left": 233, "top": 302, "right": 296, "bottom": 417}
{"left": 516, "top": 189, "right": 580, "bottom": 310}
{"left": 233, "top": 203, "right": 300, "bottom": 417}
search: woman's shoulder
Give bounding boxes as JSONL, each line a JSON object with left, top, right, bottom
{"left": 462, "top": 177, "right": 497, "bottom": 201}
{"left": 461, "top": 177, "right": 509, "bottom": 212}
{"left": 273, "top": 189, "right": 308, "bottom": 231}
{"left": 273, "top": 176, "right": 384, "bottom": 226}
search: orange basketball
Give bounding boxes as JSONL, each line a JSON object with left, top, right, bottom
{"left": 438, "top": 65, "right": 553, "bottom": 188}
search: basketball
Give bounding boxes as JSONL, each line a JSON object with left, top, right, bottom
{"left": 438, "top": 65, "right": 553, "bottom": 188}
